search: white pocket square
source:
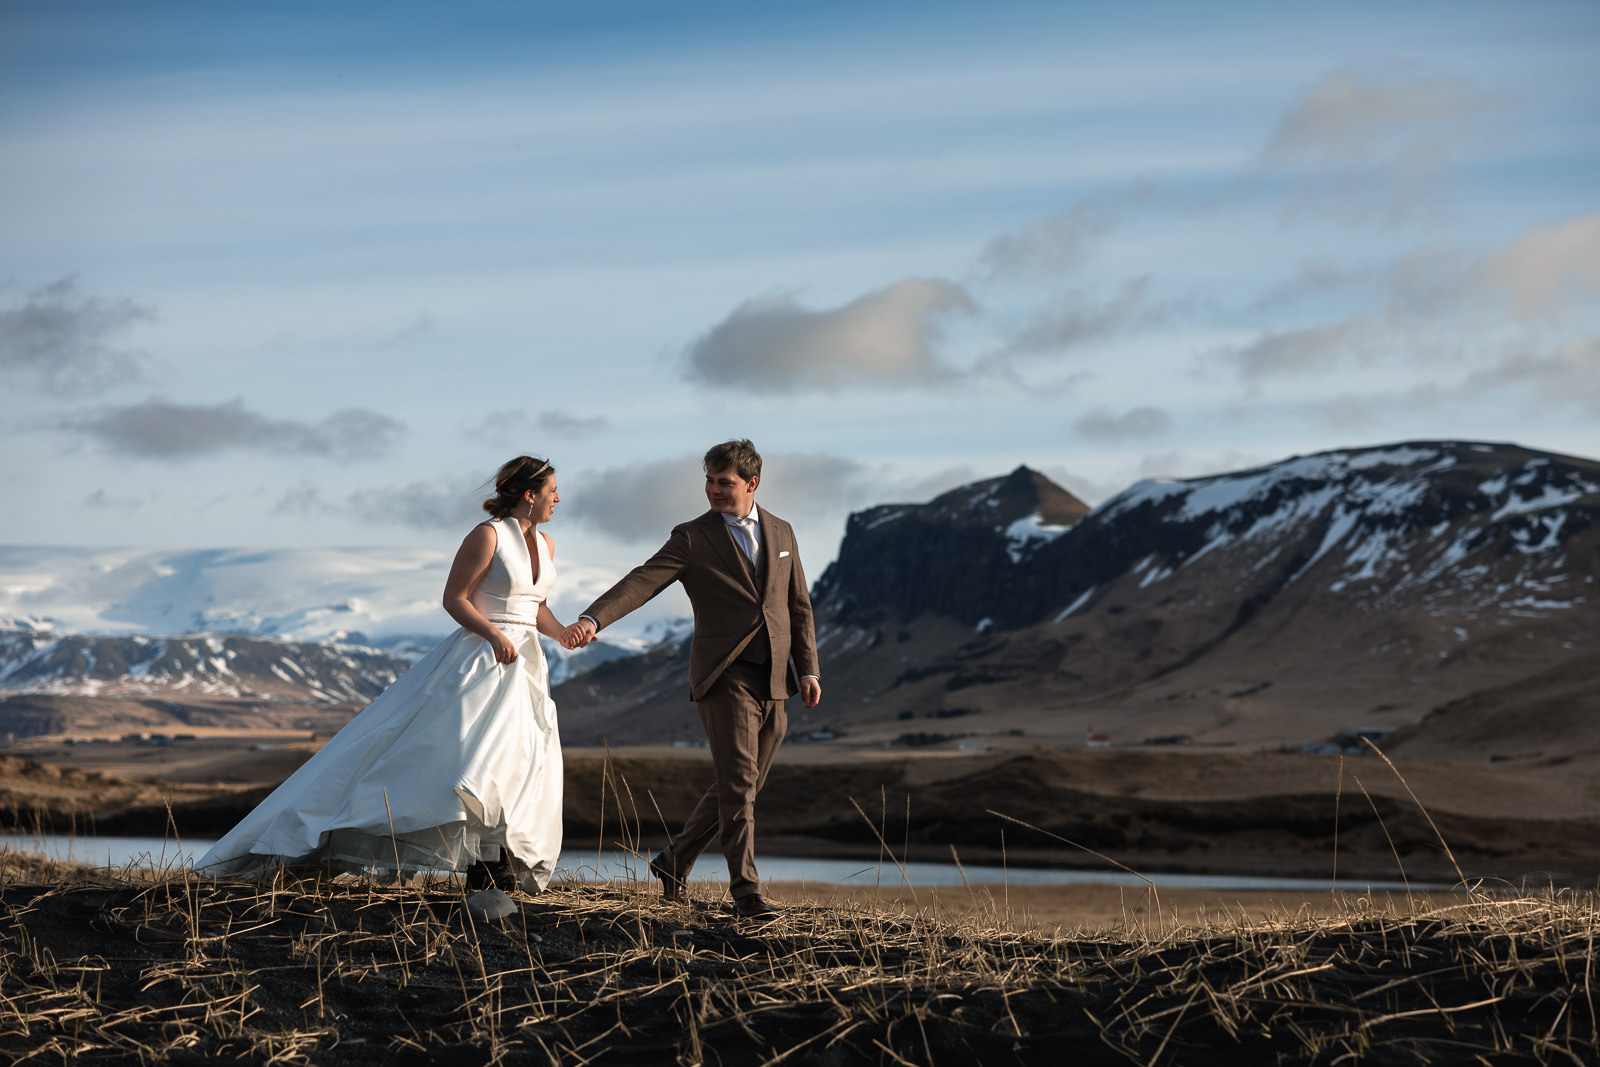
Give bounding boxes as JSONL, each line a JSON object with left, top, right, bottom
{"left": 779, "top": 550, "right": 790, "bottom": 558}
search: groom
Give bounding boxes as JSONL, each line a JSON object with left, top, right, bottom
{"left": 563, "top": 439, "right": 821, "bottom": 919}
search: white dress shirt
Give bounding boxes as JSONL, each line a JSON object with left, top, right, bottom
{"left": 723, "top": 504, "right": 761, "bottom": 564}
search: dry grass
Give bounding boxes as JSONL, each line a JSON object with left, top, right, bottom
{"left": 2, "top": 744, "right": 1593, "bottom": 1064}
{"left": 1, "top": 845, "right": 1595, "bottom": 1066}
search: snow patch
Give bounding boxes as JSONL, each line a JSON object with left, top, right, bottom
{"left": 1139, "top": 564, "right": 1173, "bottom": 588}
{"left": 1492, "top": 484, "right": 1587, "bottom": 520}
{"left": 1004, "top": 513, "right": 1072, "bottom": 563}
{"left": 1344, "top": 446, "right": 1439, "bottom": 470}
{"left": 1287, "top": 508, "right": 1360, "bottom": 585}
{"left": 1054, "top": 587, "right": 1096, "bottom": 621}
{"left": 863, "top": 508, "right": 911, "bottom": 530}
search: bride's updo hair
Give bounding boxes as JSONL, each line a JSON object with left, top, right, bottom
{"left": 482, "top": 455, "right": 555, "bottom": 519}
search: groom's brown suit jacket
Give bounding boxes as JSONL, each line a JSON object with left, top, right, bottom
{"left": 581, "top": 509, "right": 819, "bottom": 701}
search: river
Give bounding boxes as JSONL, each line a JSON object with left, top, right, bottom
{"left": 1, "top": 833, "right": 1435, "bottom": 892}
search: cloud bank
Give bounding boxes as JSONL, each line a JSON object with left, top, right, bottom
{"left": 346, "top": 480, "right": 486, "bottom": 531}
{"left": 684, "top": 279, "right": 974, "bottom": 392}
{"left": 68, "top": 397, "right": 405, "bottom": 460}
{"left": 1073, "top": 406, "right": 1173, "bottom": 441}
{"left": 1255, "top": 69, "right": 1499, "bottom": 222}
{"left": 0, "top": 276, "right": 152, "bottom": 394}
{"left": 563, "top": 452, "right": 984, "bottom": 545}
{"left": 1003, "top": 278, "right": 1172, "bottom": 358}
{"left": 978, "top": 190, "right": 1150, "bottom": 280}
{"left": 1219, "top": 206, "right": 1600, "bottom": 392}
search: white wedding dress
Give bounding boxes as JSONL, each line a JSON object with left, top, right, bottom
{"left": 197, "top": 517, "right": 564, "bottom": 891}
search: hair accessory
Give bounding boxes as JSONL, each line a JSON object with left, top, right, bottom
{"left": 502, "top": 458, "right": 551, "bottom": 492}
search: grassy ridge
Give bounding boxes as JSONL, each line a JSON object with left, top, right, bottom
{"left": 1, "top": 851, "right": 1594, "bottom": 1065}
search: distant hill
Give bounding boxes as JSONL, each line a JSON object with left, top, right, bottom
{"left": 0, "top": 542, "right": 651, "bottom": 739}
{"left": 0, "top": 631, "right": 414, "bottom": 739}
{"left": 5, "top": 439, "right": 1594, "bottom": 765}
{"left": 556, "top": 440, "right": 1599, "bottom": 765}
{"left": 0, "top": 625, "right": 650, "bottom": 740}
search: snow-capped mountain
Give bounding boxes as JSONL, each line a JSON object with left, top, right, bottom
{"left": 1036, "top": 441, "right": 1595, "bottom": 631}
{"left": 0, "top": 546, "right": 454, "bottom": 647}
{"left": 0, "top": 630, "right": 409, "bottom": 704}
{"left": 7, "top": 440, "right": 1594, "bottom": 755}
{"left": 0, "top": 543, "right": 641, "bottom": 649}
{"left": 817, "top": 442, "right": 1595, "bottom": 634}
{"left": 556, "top": 441, "right": 1598, "bottom": 753}
{"left": 0, "top": 545, "right": 680, "bottom": 717}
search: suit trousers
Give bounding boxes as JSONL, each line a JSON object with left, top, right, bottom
{"left": 659, "top": 659, "right": 787, "bottom": 900}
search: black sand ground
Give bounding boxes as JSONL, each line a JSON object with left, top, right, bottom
{"left": 1, "top": 852, "right": 1594, "bottom": 1066}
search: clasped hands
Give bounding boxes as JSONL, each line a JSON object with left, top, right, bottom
{"left": 560, "top": 618, "right": 597, "bottom": 650}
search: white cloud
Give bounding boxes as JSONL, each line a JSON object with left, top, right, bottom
{"left": 1073, "top": 405, "right": 1173, "bottom": 441}
{"left": 1003, "top": 277, "right": 1172, "bottom": 357}
{"left": 1222, "top": 207, "right": 1600, "bottom": 387}
{"left": 684, "top": 279, "right": 975, "bottom": 392}
{"left": 1307, "top": 394, "right": 1388, "bottom": 430}
{"left": 978, "top": 190, "right": 1151, "bottom": 280}
{"left": 536, "top": 409, "right": 608, "bottom": 435}
{"left": 1481, "top": 210, "right": 1600, "bottom": 318}
{"left": 562, "top": 455, "right": 706, "bottom": 543}
{"left": 66, "top": 397, "right": 405, "bottom": 460}
{"left": 1456, "top": 337, "right": 1600, "bottom": 415}
{"left": 474, "top": 408, "right": 608, "bottom": 445}
{"left": 346, "top": 479, "right": 486, "bottom": 531}
{"left": 1255, "top": 69, "right": 1499, "bottom": 222}
{"left": 1264, "top": 70, "right": 1494, "bottom": 163}
{"left": 563, "top": 451, "right": 992, "bottom": 545}
{"left": 276, "top": 476, "right": 497, "bottom": 530}
{"left": 0, "top": 276, "right": 152, "bottom": 393}
{"left": 1226, "top": 318, "right": 1372, "bottom": 380}
{"left": 273, "top": 484, "right": 332, "bottom": 518}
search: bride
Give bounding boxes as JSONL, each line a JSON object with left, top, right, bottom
{"left": 197, "top": 456, "right": 569, "bottom": 893}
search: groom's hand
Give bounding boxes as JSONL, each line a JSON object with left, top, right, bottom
{"left": 800, "top": 676, "right": 821, "bottom": 708}
{"left": 561, "top": 619, "right": 597, "bottom": 649}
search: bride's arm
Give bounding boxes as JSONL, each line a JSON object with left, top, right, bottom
{"left": 533, "top": 532, "right": 566, "bottom": 641}
{"left": 443, "top": 524, "right": 518, "bottom": 662}
{"left": 535, "top": 601, "right": 566, "bottom": 642}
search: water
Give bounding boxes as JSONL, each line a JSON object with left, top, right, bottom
{"left": 0, "top": 833, "right": 1434, "bottom": 892}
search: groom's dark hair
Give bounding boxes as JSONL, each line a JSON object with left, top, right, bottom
{"left": 704, "top": 439, "right": 761, "bottom": 483}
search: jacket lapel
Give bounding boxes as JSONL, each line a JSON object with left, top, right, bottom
{"left": 701, "top": 511, "right": 759, "bottom": 595}
{"left": 759, "top": 514, "right": 781, "bottom": 606}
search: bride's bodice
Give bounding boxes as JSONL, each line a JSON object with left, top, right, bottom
{"left": 471, "top": 517, "right": 556, "bottom": 624}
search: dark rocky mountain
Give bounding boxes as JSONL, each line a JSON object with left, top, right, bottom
{"left": 814, "top": 465, "right": 1090, "bottom": 630}
{"left": 556, "top": 440, "right": 1599, "bottom": 760}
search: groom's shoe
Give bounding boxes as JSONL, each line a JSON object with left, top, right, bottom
{"left": 729, "top": 894, "right": 778, "bottom": 921}
{"left": 465, "top": 862, "right": 492, "bottom": 892}
{"left": 465, "top": 860, "right": 517, "bottom": 893}
{"left": 649, "top": 855, "right": 688, "bottom": 903}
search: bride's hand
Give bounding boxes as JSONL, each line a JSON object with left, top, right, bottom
{"left": 488, "top": 629, "right": 518, "bottom": 662}
{"left": 559, "top": 620, "right": 594, "bottom": 649}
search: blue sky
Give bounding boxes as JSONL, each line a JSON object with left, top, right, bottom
{"left": 2, "top": 0, "right": 1597, "bottom": 585}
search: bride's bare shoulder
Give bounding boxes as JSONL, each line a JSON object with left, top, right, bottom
{"left": 455, "top": 521, "right": 497, "bottom": 556}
